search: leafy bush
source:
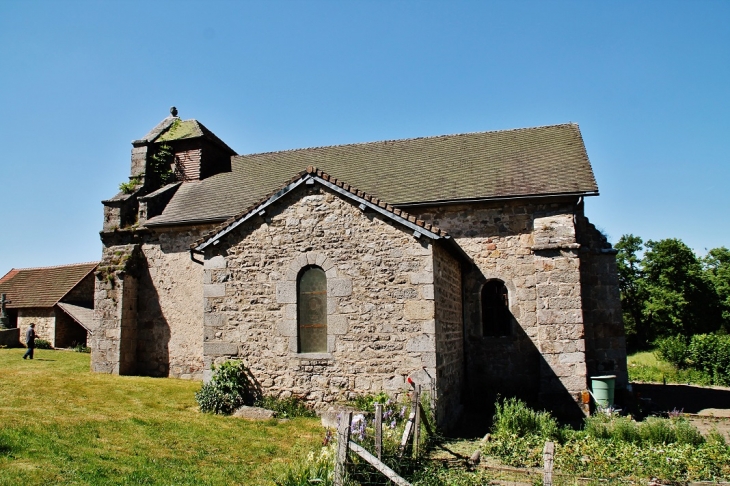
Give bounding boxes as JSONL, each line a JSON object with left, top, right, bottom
{"left": 195, "top": 360, "right": 259, "bottom": 414}
{"left": 655, "top": 335, "right": 690, "bottom": 368}
{"left": 655, "top": 333, "right": 730, "bottom": 386}
{"left": 688, "top": 333, "right": 730, "bottom": 386}
{"left": 491, "top": 397, "right": 559, "bottom": 440}
{"left": 255, "top": 395, "right": 316, "bottom": 418}
{"left": 34, "top": 339, "right": 52, "bottom": 350}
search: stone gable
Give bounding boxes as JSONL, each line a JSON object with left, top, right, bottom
{"left": 201, "top": 184, "right": 462, "bottom": 420}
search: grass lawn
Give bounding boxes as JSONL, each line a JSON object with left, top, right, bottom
{"left": 0, "top": 348, "right": 323, "bottom": 485}
{"left": 628, "top": 350, "right": 714, "bottom": 385}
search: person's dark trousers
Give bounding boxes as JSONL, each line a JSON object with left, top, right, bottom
{"left": 22, "top": 346, "right": 34, "bottom": 359}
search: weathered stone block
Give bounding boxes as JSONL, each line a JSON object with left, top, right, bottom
{"left": 232, "top": 406, "right": 277, "bottom": 420}
{"left": 327, "top": 278, "right": 352, "bottom": 297}
{"left": 406, "top": 335, "right": 435, "bottom": 352}
{"left": 329, "top": 315, "right": 349, "bottom": 335}
{"left": 421, "top": 284, "right": 435, "bottom": 300}
{"left": 383, "top": 375, "right": 405, "bottom": 390}
{"left": 421, "top": 319, "right": 436, "bottom": 334}
{"left": 203, "top": 342, "right": 239, "bottom": 356}
{"left": 276, "top": 319, "right": 297, "bottom": 337}
{"left": 559, "top": 352, "right": 585, "bottom": 364}
{"left": 404, "top": 301, "right": 435, "bottom": 320}
{"left": 204, "top": 313, "right": 227, "bottom": 328}
{"left": 203, "top": 283, "right": 226, "bottom": 298}
{"left": 276, "top": 282, "right": 297, "bottom": 303}
{"left": 409, "top": 272, "right": 434, "bottom": 285}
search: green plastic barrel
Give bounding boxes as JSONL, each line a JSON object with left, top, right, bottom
{"left": 591, "top": 375, "right": 616, "bottom": 409}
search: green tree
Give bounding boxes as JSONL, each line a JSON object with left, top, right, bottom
{"left": 615, "top": 234, "right": 647, "bottom": 349}
{"left": 703, "top": 247, "right": 730, "bottom": 331}
{"left": 641, "top": 238, "right": 721, "bottom": 343}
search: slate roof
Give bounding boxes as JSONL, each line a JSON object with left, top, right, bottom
{"left": 145, "top": 123, "right": 598, "bottom": 227}
{"left": 192, "top": 166, "right": 449, "bottom": 251}
{"left": 0, "top": 262, "right": 98, "bottom": 309}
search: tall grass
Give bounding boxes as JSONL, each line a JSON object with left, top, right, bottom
{"left": 491, "top": 397, "right": 559, "bottom": 439}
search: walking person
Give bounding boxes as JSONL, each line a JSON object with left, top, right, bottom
{"left": 22, "top": 323, "right": 36, "bottom": 359}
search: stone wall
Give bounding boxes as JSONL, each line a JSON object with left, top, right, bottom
{"left": 91, "top": 244, "right": 140, "bottom": 374}
{"left": 413, "top": 199, "right": 588, "bottom": 416}
{"left": 576, "top": 211, "right": 628, "bottom": 389}
{"left": 136, "top": 226, "right": 211, "bottom": 379}
{"left": 202, "top": 184, "right": 453, "bottom": 420}
{"left": 17, "top": 308, "right": 55, "bottom": 345}
{"left": 93, "top": 226, "right": 211, "bottom": 379}
{"left": 432, "top": 242, "right": 464, "bottom": 426}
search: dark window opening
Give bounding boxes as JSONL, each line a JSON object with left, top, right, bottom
{"left": 297, "top": 266, "right": 327, "bottom": 353}
{"left": 482, "top": 280, "right": 511, "bottom": 337}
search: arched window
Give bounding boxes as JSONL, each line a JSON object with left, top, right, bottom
{"left": 298, "top": 266, "right": 328, "bottom": 353}
{"left": 482, "top": 280, "right": 511, "bottom": 337}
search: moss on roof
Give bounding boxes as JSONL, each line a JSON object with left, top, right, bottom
{"left": 156, "top": 119, "right": 204, "bottom": 142}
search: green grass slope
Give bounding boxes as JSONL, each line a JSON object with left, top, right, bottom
{"left": 0, "top": 348, "right": 322, "bottom": 485}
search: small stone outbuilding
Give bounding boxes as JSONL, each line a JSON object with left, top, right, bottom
{"left": 93, "top": 110, "right": 627, "bottom": 428}
{"left": 0, "top": 262, "right": 98, "bottom": 348}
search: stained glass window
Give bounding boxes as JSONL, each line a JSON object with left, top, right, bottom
{"left": 298, "top": 266, "right": 328, "bottom": 353}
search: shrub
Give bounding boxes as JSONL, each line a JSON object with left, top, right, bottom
{"left": 195, "top": 360, "right": 259, "bottom": 414}
{"left": 688, "top": 333, "right": 730, "bottom": 386}
{"left": 655, "top": 335, "right": 690, "bottom": 368}
{"left": 255, "top": 395, "right": 316, "bottom": 418}
{"left": 34, "top": 339, "right": 52, "bottom": 350}
{"left": 491, "top": 397, "right": 558, "bottom": 440}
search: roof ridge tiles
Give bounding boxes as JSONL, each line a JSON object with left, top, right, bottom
{"left": 233, "top": 122, "right": 579, "bottom": 159}
{"left": 7, "top": 261, "right": 100, "bottom": 272}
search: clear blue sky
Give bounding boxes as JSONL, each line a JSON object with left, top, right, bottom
{"left": 1, "top": 1, "right": 728, "bottom": 277}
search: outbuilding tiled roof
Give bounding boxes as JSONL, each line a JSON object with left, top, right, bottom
{"left": 0, "top": 262, "right": 98, "bottom": 309}
{"left": 57, "top": 302, "right": 95, "bottom": 332}
{"left": 192, "top": 166, "right": 448, "bottom": 250}
{"left": 145, "top": 123, "right": 598, "bottom": 227}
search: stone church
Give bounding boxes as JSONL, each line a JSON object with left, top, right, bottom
{"left": 93, "top": 109, "right": 627, "bottom": 426}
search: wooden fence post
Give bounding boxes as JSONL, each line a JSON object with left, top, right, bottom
{"left": 543, "top": 441, "right": 555, "bottom": 486}
{"left": 374, "top": 402, "right": 383, "bottom": 460}
{"left": 334, "top": 412, "right": 352, "bottom": 486}
{"left": 413, "top": 385, "right": 421, "bottom": 458}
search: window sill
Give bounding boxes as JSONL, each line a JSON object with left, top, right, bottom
{"left": 294, "top": 352, "right": 333, "bottom": 360}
